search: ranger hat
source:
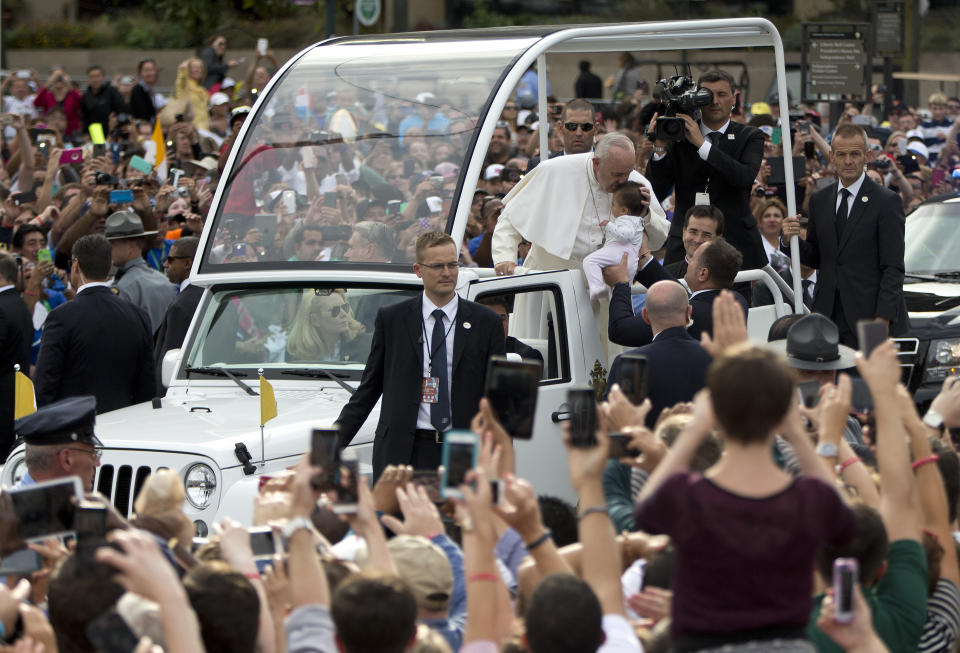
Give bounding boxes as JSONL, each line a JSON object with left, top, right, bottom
{"left": 768, "top": 313, "right": 856, "bottom": 371}
{"left": 104, "top": 211, "right": 157, "bottom": 240}
{"left": 15, "top": 396, "right": 102, "bottom": 447}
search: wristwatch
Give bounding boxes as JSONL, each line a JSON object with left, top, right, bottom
{"left": 282, "top": 516, "right": 313, "bottom": 540}
{"left": 923, "top": 409, "right": 945, "bottom": 431}
{"left": 815, "top": 442, "right": 838, "bottom": 458}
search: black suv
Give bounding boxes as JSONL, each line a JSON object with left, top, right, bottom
{"left": 899, "top": 196, "right": 960, "bottom": 406}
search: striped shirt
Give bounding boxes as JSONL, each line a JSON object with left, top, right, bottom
{"left": 921, "top": 117, "right": 955, "bottom": 159}
{"left": 920, "top": 578, "right": 960, "bottom": 653}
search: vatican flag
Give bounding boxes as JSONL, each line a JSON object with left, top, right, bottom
{"left": 260, "top": 375, "right": 277, "bottom": 427}
{"left": 14, "top": 368, "right": 36, "bottom": 420}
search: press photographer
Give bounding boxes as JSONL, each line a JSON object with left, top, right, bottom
{"left": 646, "top": 69, "right": 766, "bottom": 271}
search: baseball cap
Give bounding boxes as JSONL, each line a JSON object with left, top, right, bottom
{"left": 484, "top": 164, "right": 504, "bottom": 180}
{"left": 386, "top": 535, "right": 453, "bottom": 612}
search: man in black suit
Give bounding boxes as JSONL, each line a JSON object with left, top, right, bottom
{"left": 335, "top": 231, "right": 505, "bottom": 480}
{"left": 154, "top": 237, "right": 203, "bottom": 393}
{"left": 574, "top": 61, "right": 603, "bottom": 100}
{"left": 647, "top": 70, "right": 765, "bottom": 270}
{"left": 781, "top": 124, "right": 908, "bottom": 346}
{"left": 606, "top": 237, "right": 747, "bottom": 347}
{"left": 475, "top": 294, "right": 544, "bottom": 366}
{"left": 606, "top": 280, "right": 712, "bottom": 426}
{"left": 664, "top": 205, "right": 725, "bottom": 279}
{"left": 35, "top": 234, "right": 155, "bottom": 414}
{"left": 0, "top": 253, "right": 33, "bottom": 458}
{"left": 525, "top": 99, "right": 595, "bottom": 173}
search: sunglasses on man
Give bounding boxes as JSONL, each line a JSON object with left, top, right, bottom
{"left": 563, "top": 122, "right": 594, "bottom": 133}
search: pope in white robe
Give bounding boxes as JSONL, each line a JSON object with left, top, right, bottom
{"left": 491, "top": 134, "right": 669, "bottom": 274}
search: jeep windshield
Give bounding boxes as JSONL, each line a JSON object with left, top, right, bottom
{"left": 182, "top": 285, "right": 420, "bottom": 379}
{"left": 202, "top": 35, "right": 537, "bottom": 272}
{"left": 905, "top": 198, "right": 960, "bottom": 277}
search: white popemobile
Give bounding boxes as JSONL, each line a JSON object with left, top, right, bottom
{"left": 3, "top": 20, "right": 800, "bottom": 533}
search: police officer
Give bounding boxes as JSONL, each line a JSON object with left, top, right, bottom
{"left": 14, "top": 395, "right": 102, "bottom": 491}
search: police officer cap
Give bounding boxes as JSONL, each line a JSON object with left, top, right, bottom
{"left": 14, "top": 396, "right": 102, "bottom": 446}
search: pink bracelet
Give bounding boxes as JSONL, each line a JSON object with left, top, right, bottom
{"left": 912, "top": 455, "right": 939, "bottom": 471}
{"left": 838, "top": 457, "right": 860, "bottom": 474}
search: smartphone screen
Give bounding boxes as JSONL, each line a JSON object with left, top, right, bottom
{"left": 442, "top": 431, "right": 478, "bottom": 499}
{"left": 607, "top": 433, "right": 638, "bottom": 459}
{"left": 310, "top": 428, "right": 341, "bottom": 491}
{"left": 856, "top": 320, "right": 888, "bottom": 358}
{"left": 93, "top": 143, "right": 106, "bottom": 158}
{"left": 86, "top": 611, "right": 140, "bottom": 653}
{"left": 10, "top": 476, "right": 82, "bottom": 541}
{"left": 387, "top": 199, "right": 402, "bottom": 216}
{"left": 568, "top": 388, "right": 597, "bottom": 448}
{"left": 797, "top": 380, "right": 821, "bottom": 409}
{"left": 615, "top": 354, "right": 648, "bottom": 405}
{"left": 323, "top": 192, "right": 338, "bottom": 208}
{"left": 0, "top": 548, "right": 43, "bottom": 576}
{"left": 483, "top": 356, "right": 542, "bottom": 440}
{"left": 75, "top": 505, "right": 108, "bottom": 566}
{"left": 249, "top": 527, "right": 277, "bottom": 558}
{"left": 412, "top": 470, "right": 443, "bottom": 504}
{"left": 833, "top": 558, "right": 858, "bottom": 624}
{"left": 109, "top": 190, "right": 134, "bottom": 204}
{"left": 332, "top": 456, "right": 360, "bottom": 514}
{"left": 850, "top": 379, "right": 874, "bottom": 414}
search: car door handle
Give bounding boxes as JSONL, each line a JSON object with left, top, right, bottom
{"left": 551, "top": 411, "right": 571, "bottom": 423}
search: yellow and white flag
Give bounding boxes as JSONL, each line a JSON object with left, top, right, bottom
{"left": 14, "top": 369, "right": 36, "bottom": 420}
{"left": 146, "top": 118, "right": 167, "bottom": 181}
{"left": 260, "top": 376, "right": 277, "bottom": 427}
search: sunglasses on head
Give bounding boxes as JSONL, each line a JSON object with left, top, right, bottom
{"left": 563, "top": 122, "right": 594, "bottom": 132}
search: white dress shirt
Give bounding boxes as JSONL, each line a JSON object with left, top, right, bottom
{"left": 417, "top": 293, "right": 458, "bottom": 431}
{"left": 836, "top": 172, "right": 866, "bottom": 214}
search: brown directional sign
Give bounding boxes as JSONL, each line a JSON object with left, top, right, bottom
{"left": 802, "top": 23, "right": 870, "bottom": 101}
{"left": 873, "top": 0, "right": 904, "bottom": 58}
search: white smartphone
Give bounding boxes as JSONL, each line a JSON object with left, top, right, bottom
{"left": 257, "top": 38, "right": 269, "bottom": 56}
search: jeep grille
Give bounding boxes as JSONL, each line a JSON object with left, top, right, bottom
{"left": 96, "top": 464, "right": 161, "bottom": 516}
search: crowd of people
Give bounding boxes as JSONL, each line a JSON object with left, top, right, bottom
{"left": 1, "top": 30, "right": 960, "bottom": 653}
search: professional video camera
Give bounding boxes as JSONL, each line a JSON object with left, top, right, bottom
{"left": 653, "top": 75, "right": 714, "bottom": 142}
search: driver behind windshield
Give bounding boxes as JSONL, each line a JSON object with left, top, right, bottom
{"left": 285, "top": 290, "right": 370, "bottom": 363}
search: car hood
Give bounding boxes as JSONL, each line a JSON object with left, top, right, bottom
{"left": 93, "top": 385, "right": 365, "bottom": 459}
{"left": 904, "top": 280, "right": 960, "bottom": 317}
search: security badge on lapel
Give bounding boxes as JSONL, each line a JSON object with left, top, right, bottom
{"left": 695, "top": 134, "right": 734, "bottom": 206}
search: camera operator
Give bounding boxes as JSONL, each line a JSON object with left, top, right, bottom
{"left": 647, "top": 70, "right": 766, "bottom": 271}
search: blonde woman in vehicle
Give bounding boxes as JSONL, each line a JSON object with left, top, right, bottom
{"left": 286, "top": 290, "right": 370, "bottom": 363}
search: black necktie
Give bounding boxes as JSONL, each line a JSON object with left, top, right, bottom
{"left": 802, "top": 279, "right": 814, "bottom": 306}
{"left": 835, "top": 188, "right": 851, "bottom": 241}
{"left": 708, "top": 131, "right": 721, "bottom": 146}
{"left": 430, "top": 309, "right": 450, "bottom": 432}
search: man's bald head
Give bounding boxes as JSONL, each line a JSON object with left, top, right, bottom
{"left": 642, "top": 280, "right": 690, "bottom": 331}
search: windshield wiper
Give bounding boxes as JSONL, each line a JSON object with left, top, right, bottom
{"left": 282, "top": 368, "right": 356, "bottom": 396}
{"left": 934, "top": 271, "right": 960, "bottom": 279}
{"left": 905, "top": 272, "right": 941, "bottom": 282}
{"left": 185, "top": 366, "right": 258, "bottom": 396}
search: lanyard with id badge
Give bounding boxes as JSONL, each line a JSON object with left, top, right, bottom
{"left": 421, "top": 305, "right": 456, "bottom": 405}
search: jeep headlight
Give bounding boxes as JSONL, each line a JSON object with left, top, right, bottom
{"left": 184, "top": 464, "right": 217, "bottom": 509}
{"left": 924, "top": 338, "right": 960, "bottom": 383}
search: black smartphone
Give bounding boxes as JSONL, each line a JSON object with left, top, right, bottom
{"left": 332, "top": 457, "right": 360, "bottom": 515}
{"left": 86, "top": 610, "right": 139, "bottom": 653}
{"left": 483, "top": 356, "right": 542, "bottom": 440}
{"left": 897, "top": 153, "right": 920, "bottom": 173}
{"left": 310, "top": 428, "right": 341, "bottom": 491}
{"left": 568, "top": 387, "right": 597, "bottom": 448}
{"left": 856, "top": 320, "right": 888, "bottom": 358}
{"left": 804, "top": 140, "right": 815, "bottom": 158}
{"left": 320, "top": 224, "right": 352, "bottom": 241}
{"left": 798, "top": 380, "right": 821, "bottom": 409}
{"left": 615, "top": 354, "right": 648, "bottom": 405}
{"left": 387, "top": 199, "right": 402, "bottom": 216}
{"left": 12, "top": 190, "right": 37, "bottom": 206}
{"left": 411, "top": 470, "right": 443, "bottom": 504}
{"left": 765, "top": 156, "right": 806, "bottom": 186}
{"left": 323, "top": 191, "right": 338, "bottom": 208}
{"left": 9, "top": 476, "right": 82, "bottom": 541}
{"left": 93, "top": 143, "right": 106, "bottom": 158}
{"left": 403, "top": 158, "right": 416, "bottom": 177}
{"left": 608, "top": 433, "right": 639, "bottom": 459}
{"left": 850, "top": 379, "right": 874, "bottom": 414}
{"left": 75, "top": 504, "right": 109, "bottom": 566}
{"left": 0, "top": 548, "right": 43, "bottom": 576}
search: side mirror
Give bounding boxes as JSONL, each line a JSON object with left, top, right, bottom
{"left": 161, "top": 348, "right": 182, "bottom": 389}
